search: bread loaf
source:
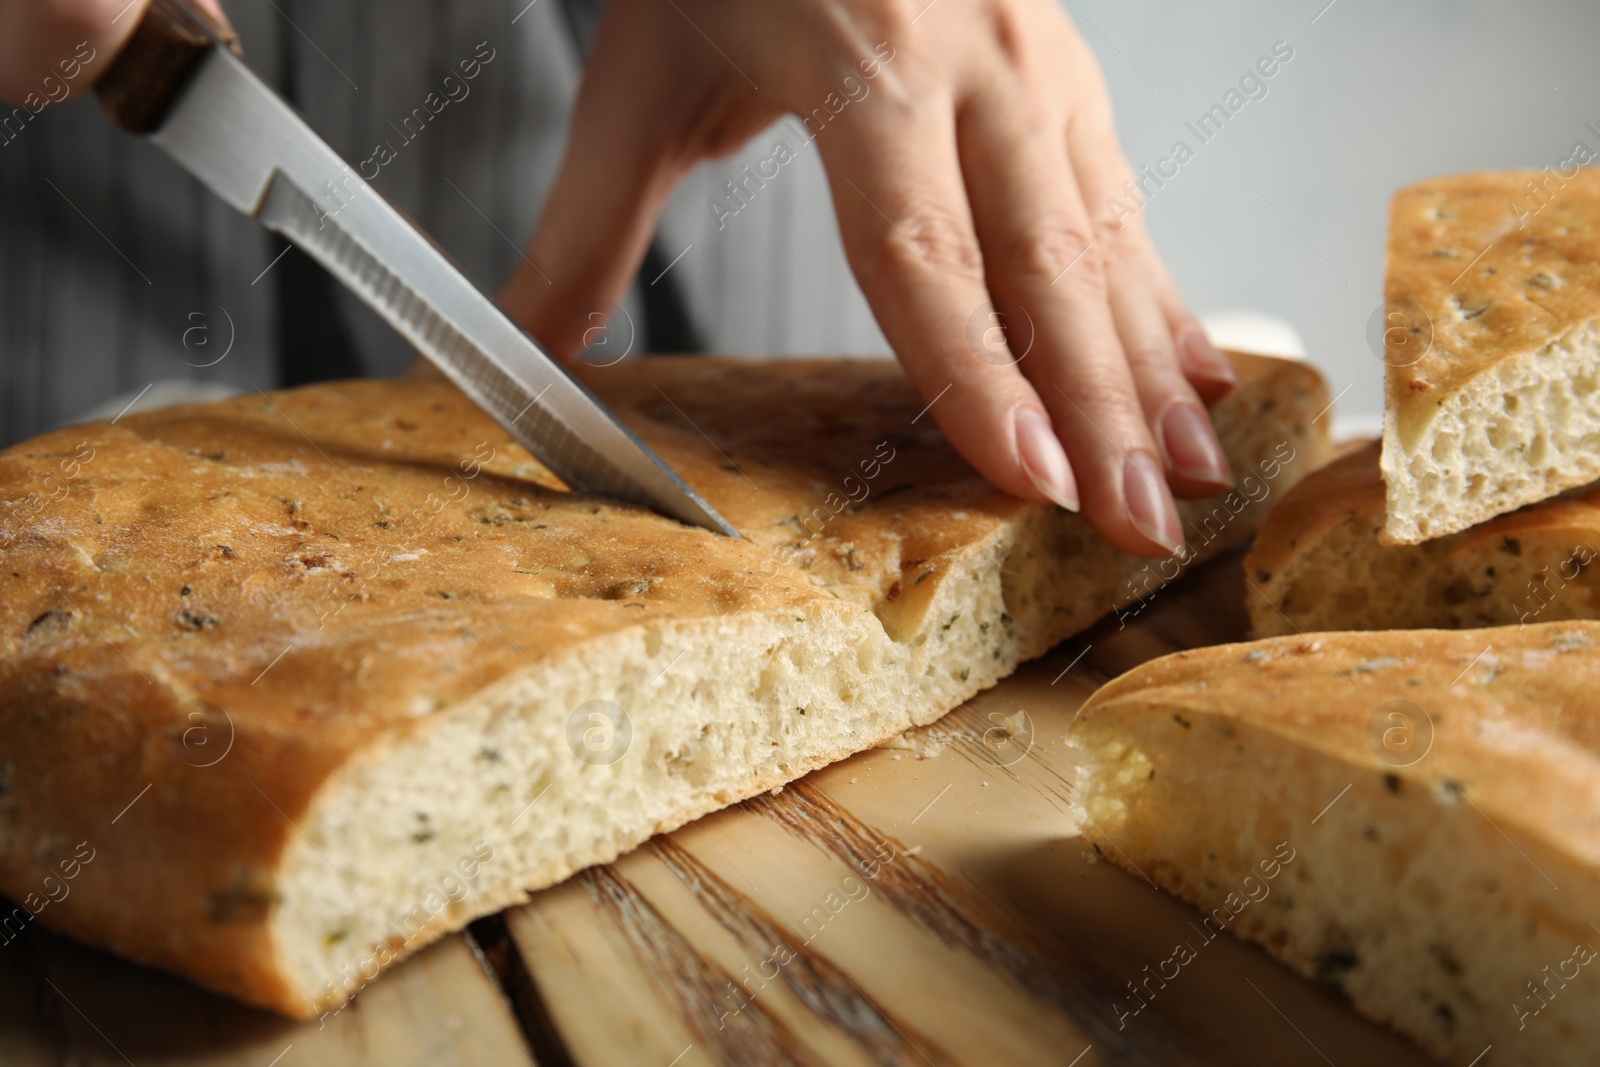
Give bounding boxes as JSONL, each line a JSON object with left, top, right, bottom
{"left": 1070, "top": 623, "right": 1600, "bottom": 1067}
{"left": 1381, "top": 169, "right": 1600, "bottom": 544}
{"left": 0, "top": 353, "right": 1328, "bottom": 1017}
{"left": 1248, "top": 440, "right": 1600, "bottom": 636}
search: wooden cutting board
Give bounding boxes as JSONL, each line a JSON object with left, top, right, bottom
{"left": 0, "top": 549, "right": 1436, "bottom": 1066}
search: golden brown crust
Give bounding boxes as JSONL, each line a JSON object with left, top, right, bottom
{"left": 1077, "top": 622, "right": 1600, "bottom": 862}
{"left": 0, "top": 353, "right": 1326, "bottom": 1015}
{"left": 1072, "top": 620, "right": 1600, "bottom": 1065}
{"left": 0, "top": 379, "right": 805, "bottom": 1011}
{"left": 1244, "top": 439, "right": 1387, "bottom": 586}
{"left": 1248, "top": 438, "right": 1600, "bottom": 633}
{"left": 1260, "top": 438, "right": 1600, "bottom": 567}
{"left": 1385, "top": 168, "right": 1600, "bottom": 442}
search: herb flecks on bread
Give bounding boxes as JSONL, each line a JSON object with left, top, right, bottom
{"left": 1248, "top": 440, "right": 1600, "bottom": 636}
{"left": 0, "top": 354, "right": 1328, "bottom": 1017}
{"left": 1381, "top": 168, "right": 1600, "bottom": 544}
{"left": 1072, "top": 623, "right": 1600, "bottom": 1066}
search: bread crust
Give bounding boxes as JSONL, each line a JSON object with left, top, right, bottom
{"left": 0, "top": 354, "right": 1327, "bottom": 1016}
{"left": 1381, "top": 168, "right": 1600, "bottom": 543}
{"left": 1072, "top": 622, "right": 1600, "bottom": 1064}
{"left": 1249, "top": 439, "right": 1600, "bottom": 635}
{"left": 1078, "top": 623, "right": 1600, "bottom": 861}
{"left": 1385, "top": 169, "right": 1600, "bottom": 424}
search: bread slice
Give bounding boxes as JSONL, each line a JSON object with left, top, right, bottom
{"left": 1249, "top": 440, "right": 1600, "bottom": 636}
{"left": 0, "top": 353, "right": 1328, "bottom": 1018}
{"left": 1070, "top": 623, "right": 1600, "bottom": 1067}
{"left": 1381, "top": 168, "right": 1600, "bottom": 545}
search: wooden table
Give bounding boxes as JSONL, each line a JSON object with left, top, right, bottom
{"left": 0, "top": 550, "right": 1436, "bottom": 1066}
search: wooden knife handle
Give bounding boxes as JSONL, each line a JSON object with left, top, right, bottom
{"left": 95, "top": 0, "right": 241, "bottom": 134}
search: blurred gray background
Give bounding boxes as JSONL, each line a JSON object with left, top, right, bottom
{"left": 1079, "top": 0, "right": 1600, "bottom": 433}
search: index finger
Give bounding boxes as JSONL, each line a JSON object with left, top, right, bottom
{"left": 816, "top": 84, "right": 1081, "bottom": 517}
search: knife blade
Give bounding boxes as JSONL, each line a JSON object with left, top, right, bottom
{"left": 95, "top": 0, "right": 739, "bottom": 538}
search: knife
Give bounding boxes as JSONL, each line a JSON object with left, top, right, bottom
{"left": 94, "top": 0, "right": 739, "bottom": 538}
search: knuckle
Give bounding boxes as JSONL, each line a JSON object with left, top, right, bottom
{"left": 980, "top": 0, "right": 1076, "bottom": 71}
{"left": 1092, "top": 217, "right": 1142, "bottom": 268}
{"left": 1051, "top": 360, "right": 1139, "bottom": 416}
{"left": 1123, "top": 343, "right": 1177, "bottom": 376}
{"left": 1057, "top": 395, "right": 1141, "bottom": 453}
{"left": 1008, "top": 218, "right": 1106, "bottom": 292}
{"left": 1072, "top": 377, "right": 1133, "bottom": 418}
{"left": 983, "top": 0, "right": 1027, "bottom": 66}
{"left": 859, "top": 200, "right": 985, "bottom": 283}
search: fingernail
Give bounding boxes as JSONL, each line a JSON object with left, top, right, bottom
{"left": 1014, "top": 407, "right": 1079, "bottom": 512}
{"left": 1159, "top": 402, "right": 1234, "bottom": 488}
{"left": 1179, "top": 324, "right": 1236, "bottom": 392}
{"left": 1124, "top": 451, "right": 1184, "bottom": 554}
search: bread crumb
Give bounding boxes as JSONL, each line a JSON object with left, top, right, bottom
{"left": 849, "top": 776, "right": 859, "bottom": 784}
{"left": 881, "top": 725, "right": 952, "bottom": 759}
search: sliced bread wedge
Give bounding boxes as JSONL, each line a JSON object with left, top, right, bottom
{"left": 1248, "top": 440, "right": 1600, "bottom": 636}
{"left": 1071, "top": 623, "right": 1600, "bottom": 1067}
{"left": 1382, "top": 168, "right": 1600, "bottom": 544}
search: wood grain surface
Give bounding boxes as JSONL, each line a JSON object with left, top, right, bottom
{"left": 0, "top": 550, "right": 1437, "bottom": 1066}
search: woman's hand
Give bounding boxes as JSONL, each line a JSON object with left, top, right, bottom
{"left": 0, "top": 0, "right": 228, "bottom": 105}
{"left": 502, "top": 0, "right": 1236, "bottom": 558}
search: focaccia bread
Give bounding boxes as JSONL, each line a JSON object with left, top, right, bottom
{"left": 1070, "top": 623, "right": 1600, "bottom": 1067}
{"left": 1382, "top": 168, "right": 1600, "bottom": 544}
{"left": 0, "top": 353, "right": 1327, "bottom": 1018}
{"left": 1248, "top": 440, "right": 1600, "bottom": 636}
